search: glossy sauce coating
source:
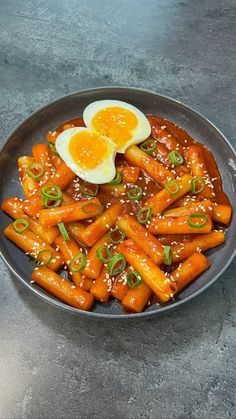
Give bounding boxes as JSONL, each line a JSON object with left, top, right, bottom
{"left": 61, "top": 115, "right": 230, "bottom": 216}
{"left": 1, "top": 112, "right": 232, "bottom": 315}
{"left": 152, "top": 116, "right": 230, "bottom": 206}
{"left": 47, "top": 115, "right": 230, "bottom": 311}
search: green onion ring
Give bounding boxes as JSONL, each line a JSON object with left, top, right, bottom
{"left": 35, "top": 249, "right": 53, "bottom": 267}
{"left": 42, "top": 197, "right": 62, "bottom": 208}
{"left": 169, "top": 150, "right": 184, "bottom": 166}
{"left": 164, "top": 180, "right": 180, "bottom": 195}
{"left": 26, "top": 163, "right": 45, "bottom": 180}
{"left": 108, "top": 227, "right": 126, "bottom": 244}
{"left": 140, "top": 139, "right": 157, "bottom": 155}
{"left": 127, "top": 186, "right": 143, "bottom": 201}
{"left": 187, "top": 213, "right": 208, "bottom": 228}
{"left": 69, "top": 252, "right": 86, "bottom": 272}
{"left": 96, "top": 245, "right": 112, "bottom": 263}
{"left": 137, "top": 206, "right": 152, "bottom": 224}
{"left": 127, "top": 270, "right": 143, "bottom": 288}
{"left": 41, "top": 185, "right": 62, "bottom": 200}
{"left": 107, "top": 254, "right": 126, "bottom": 276}
{"left": 191, "top": 177, "right": 205, "bottom": 195}
{"left": 41, "top": 185, "right": 62, "bottom": 208}
{"left": 80, "top": 181, "right": 99, "bottom": 197}
{"left": 13, "top": 218, "right": 30, "bottom": 234}
{"left": 81, "top": 202, "right": 104, "bottom": 217}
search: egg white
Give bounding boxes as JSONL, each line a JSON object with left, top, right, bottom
{"left": 55, "top": 127, "right": 116, "bottom": 184}
{"left": 83, "top": 99, "right": 151, "bottom": 153}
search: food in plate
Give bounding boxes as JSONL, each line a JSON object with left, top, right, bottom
{"left": 1, "top": 101, "right": 232, "bottom": 313}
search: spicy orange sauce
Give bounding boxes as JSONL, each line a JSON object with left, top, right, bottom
{"left": 51, "top": 114, "right": 230, "bottom": 219}
{"left": 151, "top": 116, "right": 230, "bottom": 206}
{"left": 66, "top": 160, "right": 161, "bottom": 218}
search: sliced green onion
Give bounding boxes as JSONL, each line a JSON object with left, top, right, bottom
{"left": 96, "top": 245, "right": 112, "bottom": 263}
{"left": 41, "top": 185, "right": 62, "bottom": 208}
{"left": 42, "top": 197, "right": 62, "bottom": 208}
{"left": 137, "top": 206, "right": 152, "bottom": 224}
{"left": 187, "top": 213, "right": 208, "bottom": 228}
{"left": 164, "top": 180, "right": 180, "bottom": 195}
{"left": 58, "top": 222, "right": 70, "bottom": 242}
{"left": 108, "top": 169, "right": 122, "bottom": 185}
{"left": 13, "top": 218, "right": 30, "bottom": 234}
{"left": 191, "top": 177, "right": 205, "bottom": 195}
{"left": 107, "top": 254, "right": 126, "bottom": 276}
{"left": 140, "top": 139, "right": 157, "bottom": 155}
{"left": 108, "top": 227, "right": 126, "bottom": 244}
{"left": 127, "top": 186, "right": 143, "bottom": 201}
{"left": 127, "top": 270, "right": 143, "bottom": 288}
{"left": 48, "top": 141, "right": 59, "bottom": 155}
{"left": 41, "top": 185, "right": 62, "bottom": 200}
{"left": 36, "top": 249, "right": 53, "bottom": 266}
{"left": 169, "top": 150, "right": 184, "bottom": 166}
{"left": 81, "top": 202, "right": 103, "bottom": 217}
{"left": 80, "top": 181, "right": 99, "bottom": 197}
{"left": 69, "top": 252, "right": 86, "bottom": 272}
{"left": 26, "top": 163, "right": 45, "bottom": 180}
{"left": 163, "top": 246, "right": 172, "bottom": 265}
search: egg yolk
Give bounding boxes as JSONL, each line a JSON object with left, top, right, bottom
{"left": 69, "top": 130, "right": 110, "bottom": 169}
{"left": 91, "top": 106, "right": 138, "bottom": 149}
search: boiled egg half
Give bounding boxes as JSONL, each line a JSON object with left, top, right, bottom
{"left": 55, "top": 127, "right": 116, "bottom": 184}
{"left": 83, "top": 100, "right": 151, "bottom": 153}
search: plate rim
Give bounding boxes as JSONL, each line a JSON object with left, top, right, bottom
{"left": 0, "top": 86, "right": 236, "bottom": 320}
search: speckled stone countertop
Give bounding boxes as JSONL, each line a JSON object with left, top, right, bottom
{"left": 0, "top": 1, "right": 235, "bottom": 418}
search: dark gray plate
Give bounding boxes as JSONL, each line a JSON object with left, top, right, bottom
{"left": 0, "top": 87, "right": 236, "bottom": 319}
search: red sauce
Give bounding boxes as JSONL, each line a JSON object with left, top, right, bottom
{"left": 53, "top": 114, "right": 230, "bottom": 221}
{"left": 56, "top": 117, "right": 85, "bottom": 131}
{"left": 151, "top": 116, "right": 230, "bottom": 206}
{"left": 66, "top": 164, "right": 161, "bottom": 218}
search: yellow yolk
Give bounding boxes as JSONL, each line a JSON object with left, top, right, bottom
{"left": 69, "top": 130, "right": 110, "bottom": 169}
{"left": 91, "top": 106, "right": 138, "bottom": 149}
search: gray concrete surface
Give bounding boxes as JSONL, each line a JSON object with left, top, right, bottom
{"left": 0, "top": 0, "right": 236, "bottom": 418}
